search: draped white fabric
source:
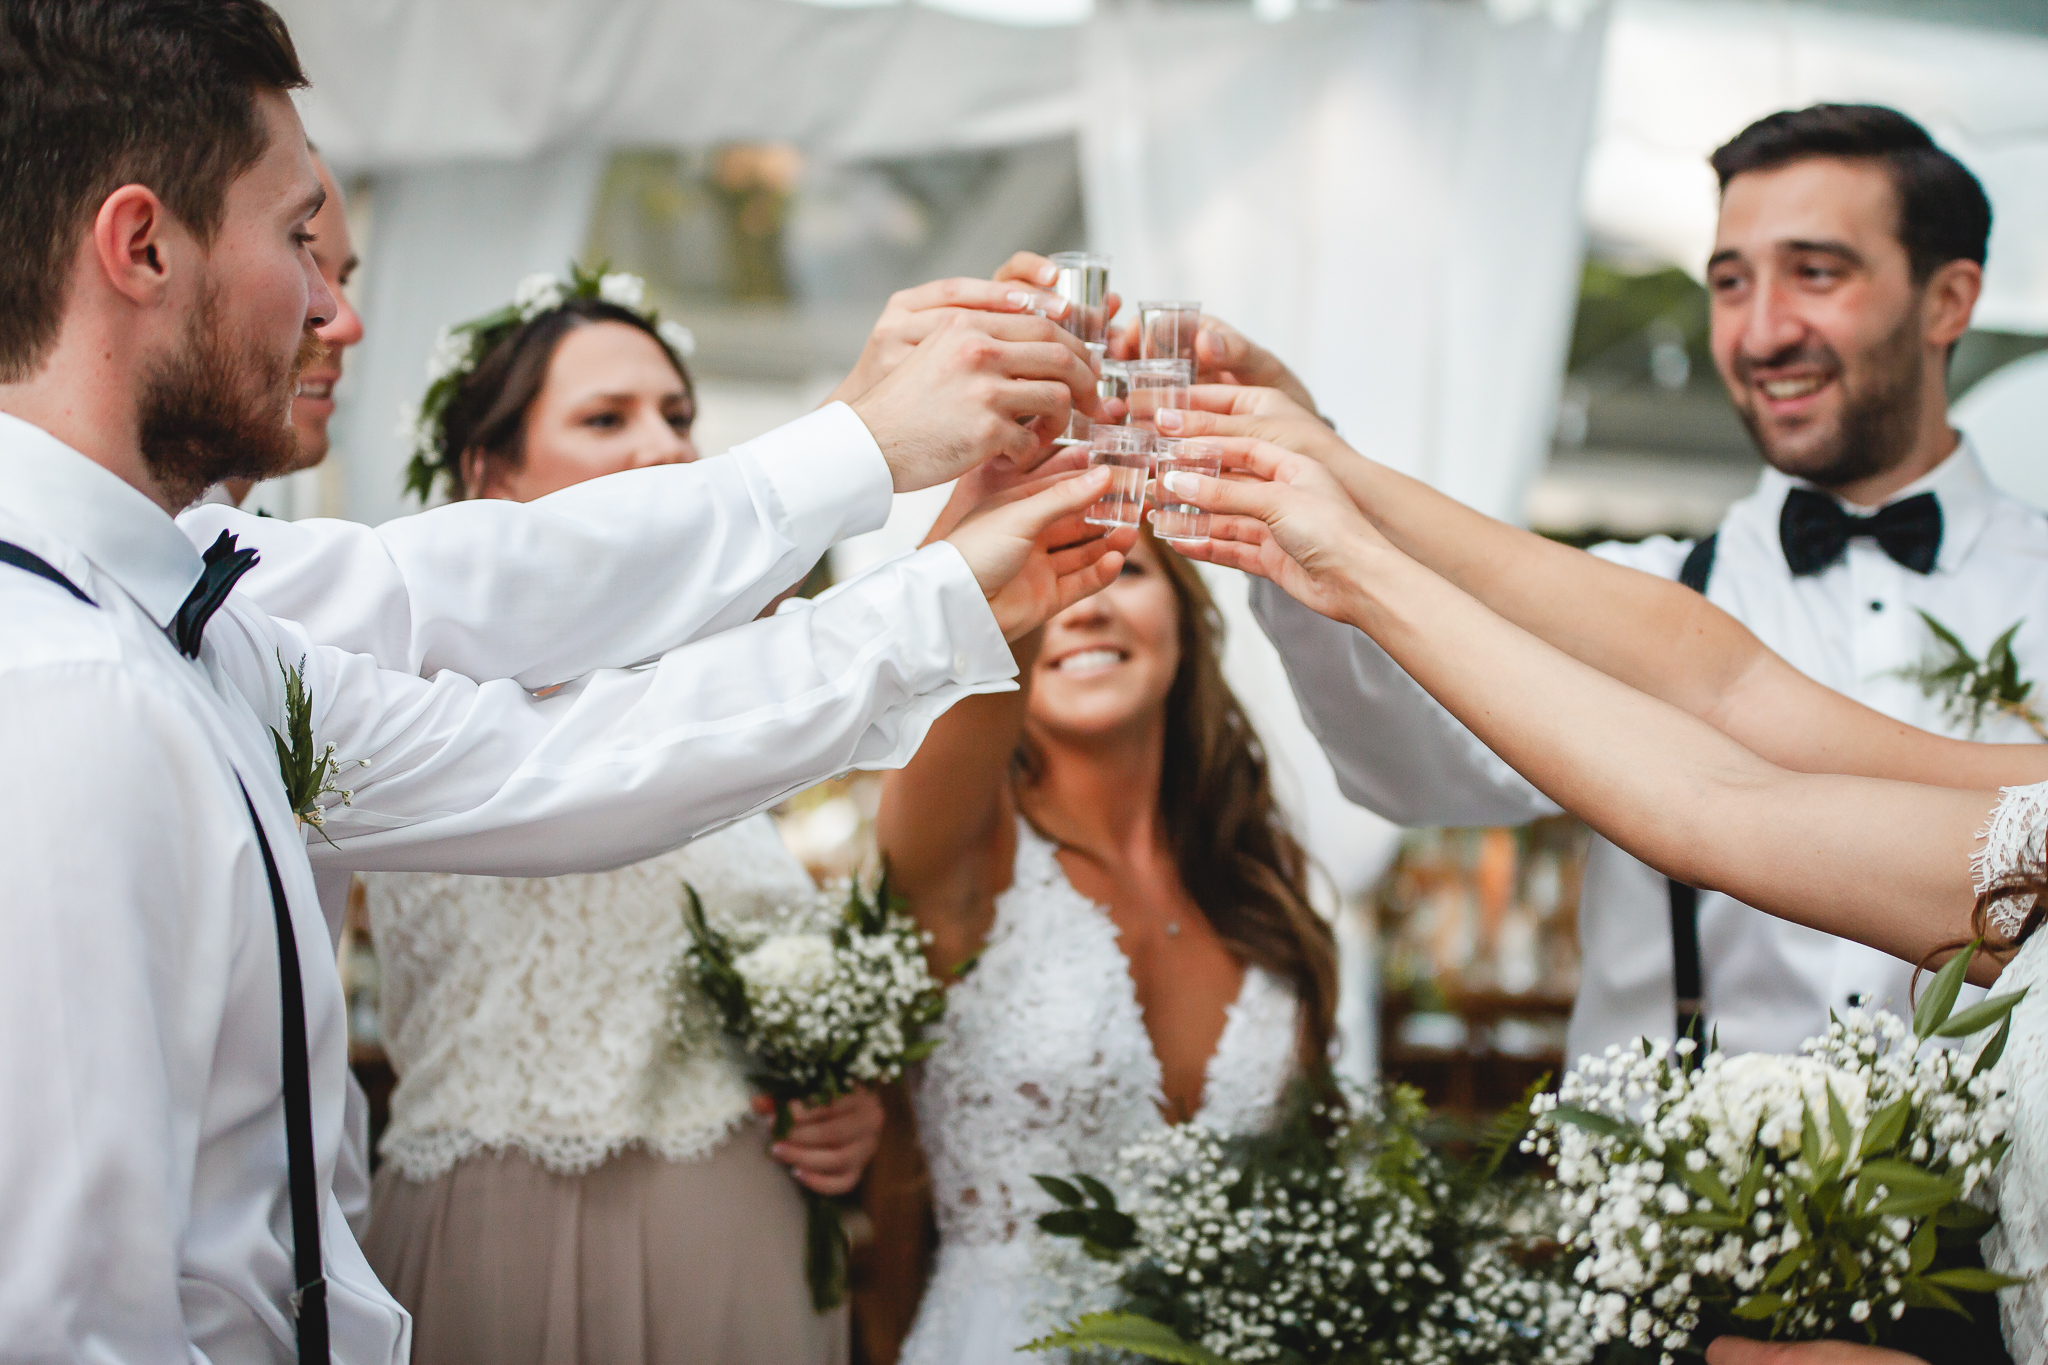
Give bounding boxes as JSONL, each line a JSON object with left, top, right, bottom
{"left": 1080, "top": 3, "right": 1609, "bottom": 523}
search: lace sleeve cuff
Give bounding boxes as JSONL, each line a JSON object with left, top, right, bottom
{"left": 1972, "top": 782, "right": 2048, "bottom": 937}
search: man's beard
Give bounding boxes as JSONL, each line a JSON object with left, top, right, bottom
{"left": 1731, "top": 306, "right": 1924, "bottom": 492}
{"left": 137, "top": 287, "right": 325, "bottom": 509}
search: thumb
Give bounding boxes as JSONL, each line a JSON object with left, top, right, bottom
{"left": 982, "top": 466, "right": 1115, "bottom": 542}
{"left": 1156, "top": 407, "right": 1260, "bottom": 440}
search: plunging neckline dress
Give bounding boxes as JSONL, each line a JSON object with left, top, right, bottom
{"left": 898, "top": 819, "right": 1301, "bottom": 1363}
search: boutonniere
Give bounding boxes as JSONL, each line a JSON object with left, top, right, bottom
{"left": 1897, "top": 610, "right": 2048, "bottom": 740}
{"left": 270, "top": 652, "right": 368, "bottom": 844}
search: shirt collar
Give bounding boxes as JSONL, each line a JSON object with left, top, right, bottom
{"left": 1744, "top": 434, "right": 1994, "bottom": 576}
{"left": 0, "top": 411, "right": 204, "bottom": 627}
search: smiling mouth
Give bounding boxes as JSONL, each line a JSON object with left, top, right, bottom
{"left": 1053, "top": 647, "right": 1125, "bottom": 675}
{"left": 296, "top": 380, "right": 335, "bottom": 401}
{"left": 1756, "top": 374, "right": 1828, "bottom": 402}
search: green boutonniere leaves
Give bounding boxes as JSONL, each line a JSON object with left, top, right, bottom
{"left": 269, "top": 652, "right": 367, "bottom": 845}
{"left": 1897, "top": 610, "right": 2048, "bottom": 740}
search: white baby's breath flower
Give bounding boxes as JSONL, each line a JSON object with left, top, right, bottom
{"left": 657, "top": 318, "right": 698, "bottom": 358}
{"left": 425, "top": 326, "right": 476, "bottom": 383}
{"left": 513, "top": 271, "right": 566, "bottom": 320}
{"left": 734, "top": 932, "right": 838, "bottom": 993}
{"left": 598, "top": 272, "right": 648, "bottom": 310}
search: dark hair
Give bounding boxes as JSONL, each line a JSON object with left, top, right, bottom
{"left": 0, "top": 0, "right": 307, "bottom": 380}
{"left": 434, "top": 299, "right": 696, "bottom": 500}
{"left": 1017, "top": 531, "right": 1340, "bottom": 1072}
{"left": 1710, "top": 104, "right": 1991, "bottom": 283}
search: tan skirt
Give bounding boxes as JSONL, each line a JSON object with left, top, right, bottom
{"left": 363, "top": 1133, "right": 850, "bottom": 1365}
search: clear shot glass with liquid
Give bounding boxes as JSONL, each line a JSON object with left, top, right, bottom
{"left": 1084, "top": 424, "right": 1152, "bottom": 530}
{"left": 1150, "top": 437, "right": 1222, "bottom": 543}
{"left": 1125, "top": 358, "right": 1193, "bottom": 435}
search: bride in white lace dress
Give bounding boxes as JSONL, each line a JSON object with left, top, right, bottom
{"left": 1158, "top": 395, "right": 2048, "bottom": 1363}
{"left": 875, "top": 515, "right": 1339, "bottom": 1363}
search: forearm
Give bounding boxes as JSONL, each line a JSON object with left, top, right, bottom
{"left": 875, "top": 632, "right": 1036, "bottom": 900}
{"left": 189, "top": 404, "right": 892, "bottom": 688}
{"left": 1340, "top": 546, "right": 1994, "bottom": 977}
{"left": 1327, "top": 451, "right": 2048, "bottom": 790}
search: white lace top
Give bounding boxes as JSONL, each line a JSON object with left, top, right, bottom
{"left": 910, "top": 819, "right": 1301, "bottom": 1250}
{"left": 359, "top": 814, "right": 815, "bottom": 1180}
{"left": 1976, "top": 782, "right": 2048, "bottom": 1361}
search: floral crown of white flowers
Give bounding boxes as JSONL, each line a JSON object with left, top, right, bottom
{"left": 400, "top": 263, "right": 698, "bottom": 502}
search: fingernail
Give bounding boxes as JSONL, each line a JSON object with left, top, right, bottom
{"left": 1038, "top": 262, "right": 1057, "bottom": 285}
{"left": 1007, "top": 290, "right": 1034, "bottom": 310}
{"left": 1162, "top": 470, "right": 1198, "bottom": 498}
{"left": 1157, "top": 409, "right": 1184, "bottom": 432}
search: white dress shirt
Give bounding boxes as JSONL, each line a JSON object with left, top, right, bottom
{"left": 0, "top": 411, "right": 1014, "bottom": 1362}
{"left": 178, "top": 402, "right": 906, "bottom": 1238}
{"left": 1253, "top": 440, "right": 2047, "bottom": 1064}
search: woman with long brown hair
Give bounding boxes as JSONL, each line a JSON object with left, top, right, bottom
{"left": 877, "top": 472, "right": 1337, "bottom": 1362}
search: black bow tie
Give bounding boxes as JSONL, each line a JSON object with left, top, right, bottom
{"left": 170, "top": 530, "right": 260, "bottom": 658}
{"left": 1779, "top": 487, "right": 1942, "bottom": 577}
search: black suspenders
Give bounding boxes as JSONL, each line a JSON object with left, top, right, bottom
{"left": 1669, "top": 533, "right": 1719, "bottom": 1057}
{"left": 1, "top": 542, "right": 329, "bottom": 1361}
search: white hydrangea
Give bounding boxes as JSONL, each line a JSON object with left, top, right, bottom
{"left": 597, "top": 271, "right": 648, "bottom": 310}
{"left": 513, "top": 271, "right": 567, "bottom": 320}
{"left": 657, "top": 317, "right": 698, "bottom": 358}
{"left": 733, "top": 933, "right": 838, "bottom": 994}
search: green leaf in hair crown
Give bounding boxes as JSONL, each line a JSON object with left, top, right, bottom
{"left": 399, "top": 262, "right": 698, "bottom": 504}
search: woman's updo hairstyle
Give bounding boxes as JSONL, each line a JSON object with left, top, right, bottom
{"left": 402, "top": 266, "right": 696, "bottom": 503}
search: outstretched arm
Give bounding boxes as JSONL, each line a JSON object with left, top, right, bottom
{"left": 1165, "top": 444, "right": 1999, "bottom": 983}
{"left": 1160, "top": 395, "right": 2048, "bottom": 794}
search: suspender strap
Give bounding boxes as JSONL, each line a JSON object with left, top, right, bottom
{"left": 1668, "top": 530, "right": 1718, "bottom": 1062}
{"left": 1, "top": 543, "right": 327, "bottom": 1360}
{"left": 237, "top": 779, "right": 329, "bottom": 1362}
{"left": 0, "top": 541, "right": 97, "bottom": 606}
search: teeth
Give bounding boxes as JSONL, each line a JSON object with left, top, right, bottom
{"left": 1761, "top": 376, "right": 1823, "bottom": 400}
{"left": 296, "top": 381, "right": 333, "bottom": 399}
{"left": 1057, "top": 648, "right": 1123, "bottom": 673}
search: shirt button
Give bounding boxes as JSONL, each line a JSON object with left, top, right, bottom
{"left": 1868, "top": 600, "right": 1883, "bottom": 613}
{"left": 954, "top": 652, "right": 970, "bottom": 673}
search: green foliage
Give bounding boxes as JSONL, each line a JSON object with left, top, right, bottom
{"left": 1896, "top": 611, "right": 2047, "bottom": 740}
{"left": 268, "top": 652, "right": 363, "bottom": 846}
{"left": 1023, "top": 1312, "right": 1236, "bottom": 1365}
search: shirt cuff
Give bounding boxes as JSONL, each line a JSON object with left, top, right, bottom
{"left": 741, "top": 402, "right": 894, "bottom": 551}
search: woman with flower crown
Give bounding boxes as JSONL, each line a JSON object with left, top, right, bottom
{"left": 356, "top": 268, "right": 877, "bottom": 1365}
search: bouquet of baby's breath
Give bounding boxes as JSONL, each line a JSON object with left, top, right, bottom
{"left": 1526, "top": 941, "right": 2023, "bottom": 1363}
{"left": 1025, "top": 1081, "right": 1592, "bottom": 1365}
{"left": 674, "top": 872, "right": 946, "bottom": 1313}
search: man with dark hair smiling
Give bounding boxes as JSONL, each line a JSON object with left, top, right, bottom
{"left": 1241, "top": 102, "right": 2048, "bottom": 1068}
{"left": 0, "top": 1, "right": 1129, "bottom": 1358}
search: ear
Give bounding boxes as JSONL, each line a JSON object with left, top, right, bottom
{"left": 91, "top": 185, "right": 181, "bottom": 307}
{"left": 1922, "top": 258, "right": 1982, "bottom": 351}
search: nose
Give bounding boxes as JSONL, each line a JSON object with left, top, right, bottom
{"left": 1734, "top": 272, "right": 1807, "bottom": 365}
{"left": 305, "top": 267, "right": 338, "bottom": 332}
{"left": 630, "top": 410, "right": 696, "bottom": 468}
{"left": 1049, "top": 583, "right": 1113, "bottom": 632}
{"left": 318, "top": 284, "right": 365, "bottom": 354}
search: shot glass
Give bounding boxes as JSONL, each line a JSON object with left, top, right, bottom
{"left": 1045, "top": 252, "right": 1113, "bottom": 346}
{"left": 1137, "top": 300, "right": 1202, "bottom": 367}
{"left": 1084, "top": 424, "right": 1152, "bottom": 530}
{"left": 1126, "top": 357, "right": 1193, "bottom": 434}
{"left": 1151, "top": 438, "right": 1222, "bottom": 543}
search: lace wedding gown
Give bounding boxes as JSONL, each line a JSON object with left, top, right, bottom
{"left": 899, "top": 820, "right": 1302, "bottom": 1364}
{"left": 1978, "top": 782, "right": 2048, "bottom": 1362}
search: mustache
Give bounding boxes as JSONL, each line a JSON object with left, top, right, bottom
{"left": 293, "top": 329, "right": 329, "bottom": 385}
{"left": 1732, "top": 339, "right": 1841, "bottom": 384}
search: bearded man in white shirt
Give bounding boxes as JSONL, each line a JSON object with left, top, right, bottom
{"left": 1176, "top": 104, "right": 2038, "bottom": 1065}
{"left": 0, "top": 3, "right": 1133, "bottom": 1361}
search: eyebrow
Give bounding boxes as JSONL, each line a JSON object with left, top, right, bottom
{"left": 291, "top": 184, "right": 328, "bottom": 224}
{"left": 1784, "top": 238, "right": 1864, "bottom": 266}
{"left": 577, "top": 390, "right": 693, "bottom": 406}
